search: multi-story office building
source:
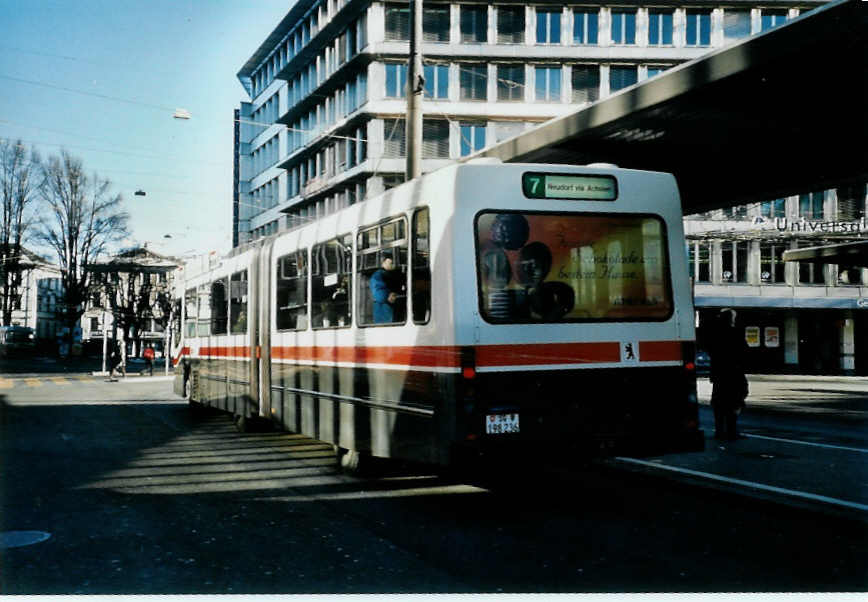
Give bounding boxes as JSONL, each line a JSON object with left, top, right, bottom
{"left": 687, "top": 186, "right": 867, "bottom": 375}
{"left": 234, "top": 1, "right": 826, "bottom": 242}
{"left": 235, "top": 1, "right": 868, "bottom": 375}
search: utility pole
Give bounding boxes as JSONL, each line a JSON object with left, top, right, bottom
{"left": 405, "top": 0, "right": 424, "bottom": 181}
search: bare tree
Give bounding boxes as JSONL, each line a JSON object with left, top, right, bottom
{"left": 34, "top": 150, "right": 129, "bottom": 350}
{"left": 0, "top": 139, "right": 41, "bottom": 326}
{"left": 90, "top": 247, "right": 177, "bottom": 355}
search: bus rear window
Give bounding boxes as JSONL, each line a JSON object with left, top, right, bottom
{"left": 475, "top": 212, "right": 673, "bottom": 322}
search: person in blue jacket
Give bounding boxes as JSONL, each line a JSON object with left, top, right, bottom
{"left": 370, "top": 257, "right": 398, "bottom": 323}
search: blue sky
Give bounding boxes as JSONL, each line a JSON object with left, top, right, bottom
{"left": 0, "top": 0, "right": 291, "bottom": 260}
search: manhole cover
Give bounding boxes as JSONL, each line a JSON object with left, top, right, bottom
{"left": 0, "top": 531, "right": 52, "bottom": 549}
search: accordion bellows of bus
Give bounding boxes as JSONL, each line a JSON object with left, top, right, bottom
{"left": 172, "top": 161, "right": 704, "bottom": 469}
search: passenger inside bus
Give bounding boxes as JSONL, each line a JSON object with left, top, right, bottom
{"left": 370, "top": 257, "right": 401, "bottom": 323}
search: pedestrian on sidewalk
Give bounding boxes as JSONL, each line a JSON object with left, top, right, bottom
{"left": 709, "top": 308, "right": 749, "bottom": 440}
{"left": 107, "top": 340, "right": 121, "bottom": 381}
{"left": 143, "top": 344, "right": 155, "bottom": 376}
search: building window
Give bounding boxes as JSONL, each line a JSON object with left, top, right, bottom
{"left": 761, "top": 198, "right": 787, "bottom": 218}
{"left": 385, "top": 62, "right": 407, "bottom": 98}
{"left": 423, "top": 5, "right": 450, "bottom": 42}
{"left": 460, "top": 122, "right": 486, "bottom": 156}
{"left": 422, "top": 119, "right": 450, "bottom": 158}
{"left": 760, "top": 9, "right": 788, "bottom": 32}
{"left": 760, "top": 243, "right": 786, "bottom": 284}
{"left": 610, "top": 9, "right": 636, "bottom": 45}
{"left": 461, "top": 5, "right": 488, "bottom": 43}
{"left": 497, "top": 64, "right": 525, "bottom": 101}
{"left": 535, "top": 66, "right": 561, "bottom": 102}
{"left": 799, "top": 191, "right": 824, "bottom": 220}
{"left": 536, "top": 9, "right": 561, "bottom": 44}
{"left": 725, "top": 204, "right": 748, "bottom": 219}
{"left": 609, "top": 65, "right": 637, "bottom": 92}
{"left": 571, "top": 65, "right": 599, "bottom": 103}
{"left": 648, "top": 10, "right": 673, "bottom": 46}
{"left": 460, "top": 63, "right": 488, "bottom": 100}
{"left": 573, "top": 9, "right": 598, "bottom": 45}
{"left": 688, "top": 241, "right": 711, "bottom": 283}
{"left": 383, "top": 174, "right": 405, "bottom": 190}
{"left": 723, "top": 10, "right": 752, "bottom": 42}
{"left": 836, "top": 183, "right": 866, "bottom": 221}
{"left": 838, "top": 260, "right": 865, "bottom": 286}
{"left": 644, "top": 65, "right": 667, "bottom": 80}
{"left": 384, "top": 118, "right": 406, "bottom": 158}
{"left": 497, "top": 6, "right": 525, "bottom": 44}
{"left": 686, "top": 10, "right": 711, "bottom": 46}
{"left": 798, "top": 251, "right": 826, "bottom": 285}
{"left": 721, "top": 241, "right": 748, "bottom": 283}
{"left": 423, "top": 63, "right": 449, "bottom": 99}
{"left": 385, "top": 3, "right": 410, "bottom": 41}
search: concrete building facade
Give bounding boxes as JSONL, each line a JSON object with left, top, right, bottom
{"left": 234, "top": 1, "right": 828, "bottom": 243}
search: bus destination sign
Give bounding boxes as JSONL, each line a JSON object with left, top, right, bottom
{"left": 523, "top": 173, "right": 617, "bottom": 201}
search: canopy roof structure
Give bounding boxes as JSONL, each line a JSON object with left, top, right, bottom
{"left": 782, "top": 240, "right": 868, "bottom": 268}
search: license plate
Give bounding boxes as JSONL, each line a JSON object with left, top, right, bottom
{"left": 485, "top": 413, "right": 520, "bottom": 434}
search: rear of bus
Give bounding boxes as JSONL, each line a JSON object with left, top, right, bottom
{"left": 452, "top": 163, "right": 704, "bottom": 460}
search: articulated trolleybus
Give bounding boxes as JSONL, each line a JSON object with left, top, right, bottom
{"left": 173, "top": 161, "right": 704, "bottom": 469}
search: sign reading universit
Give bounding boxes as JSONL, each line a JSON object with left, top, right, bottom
{"left": 523, "top": 173, "right": 618, "bottom": 201}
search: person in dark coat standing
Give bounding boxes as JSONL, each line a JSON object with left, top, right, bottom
{"left": 709, "top": 308, "right": 749, "bottom": 440}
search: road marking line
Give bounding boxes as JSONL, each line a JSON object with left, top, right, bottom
{"left": 48, "top": 377, "right": 69, "bottom": 385}
{"left": 0, "top": 379, "right": 12, "bottom": 389}
{"left": 614, "top": 456, "right": 868, "bottom": 513}
{"left": 24, "top": 378, "right": 42, "bottom": 388}
{"left": 745, "top": 433, "right": 868, "bottom": 454}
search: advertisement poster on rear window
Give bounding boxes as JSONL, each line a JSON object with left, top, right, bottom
{"left": 475, "top": 212, "right": 673, "bottom": 322}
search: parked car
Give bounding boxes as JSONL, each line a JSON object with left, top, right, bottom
{"left": 0, "top": 325, "right": 36, "bottom": 358}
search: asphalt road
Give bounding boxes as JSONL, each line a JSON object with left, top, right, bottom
{"left": 1, "top": 376, "right": 866, "bottom": 594}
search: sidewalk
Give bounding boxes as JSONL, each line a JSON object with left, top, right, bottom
{"left": 0, "top": 355, "right": 174, "bottom": 378}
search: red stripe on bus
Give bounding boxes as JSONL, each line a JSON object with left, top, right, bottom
{"left": 272, "top": 345, "right": 462, "bottom": 367}
{"left": 638, "top": 340, "right": 683, "bottom": 362}
{"left": 475, "top": 342, "right": 620, "bottom": 367}
{"left": 200, "top": 346, "right": 251, "bottom": 358}
{"left": 183, "top": 341, "right": 681, "bottom": 367}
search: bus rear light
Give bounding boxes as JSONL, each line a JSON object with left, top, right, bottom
{"left": 685, "top": 361, "right": 695, "bottom": 372}
{"left": 460, "top": 346, "right": 476, "bottom": 380}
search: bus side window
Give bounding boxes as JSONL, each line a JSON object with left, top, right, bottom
{"left": 185, "top": 288, "right": 197, "bottom": 337}
{"left": 276, "top": 250, "right": 309, "bottom": 331}
{"left": 230, "top": 270, "right": 248, "bottom": 334}
{"left": 312, "top": 234, "right": 352, "bottom": 328}
{"left": 197, "top": 284, "right": 211, "bottom": 336}
{"left": 211, "top": 278, "right": 229, "bottom": 335}
{"left": 357, "top": 216, "right": 407, "bottom": 326}
{"left": 412, "top": 207, "right": 431, "bottom": 324}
